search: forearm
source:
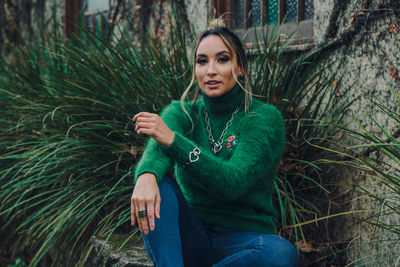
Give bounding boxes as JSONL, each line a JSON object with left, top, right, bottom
{"left": 133, "top": 101, "right": 190, "bottom": 183}
{"left": 134, "top": 139, "right": 172, "bottom": 183}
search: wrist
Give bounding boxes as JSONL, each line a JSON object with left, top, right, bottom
{"left": 160, "top": 131, "right": 175, "bottom": 147}
{"left": 167, "top": 131, "right": 175, "bottom": 147}
{"left": 138, "top": 172, "right": 157, "bottom": 181}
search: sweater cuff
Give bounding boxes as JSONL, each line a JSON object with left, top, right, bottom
{"left": 134, "top": 155, "right": 171, "bottom": 184}
{"left": 167, "top": 132, "right": 200, "bottom": 168}
{"left": 134, "top": 169, "right": 162, "bottom": 184}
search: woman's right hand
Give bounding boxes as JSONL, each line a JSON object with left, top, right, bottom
{"left": 131, "top": 172, "right": 161, "bottom": 235}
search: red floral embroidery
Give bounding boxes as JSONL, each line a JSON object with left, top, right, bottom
{"left": 226, "top": 142, "right": 232, "bottom": 149}
{"left": 228, "top": 135, "right": 236, "bottom": 142}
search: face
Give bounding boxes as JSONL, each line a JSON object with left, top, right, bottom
{"left": 195, "top": 35, "right": 242, "bottom": 98}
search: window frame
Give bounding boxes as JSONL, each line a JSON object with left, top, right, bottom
{"left": 83, "top": 8, "right": 109, "bottom": 34}
{"left": 211, "top": 0, "right": 314, "bottom": 50}
{"left": 65, "top": 0, "right": 109, "bottom": 35}
{"left": 83, "top": 0, "right": 110, "bottom": 34}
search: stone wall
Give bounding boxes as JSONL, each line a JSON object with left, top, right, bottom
{"left": 314, "top": 0, "right": 400, "bottom": 264}
{"left": 315, "top": 0, "right": 399, "bottom": 128}
{"left": 0, "top": 0, "right": 210, "bottom": 55}
{"left": 0, "top": 0, "right": 64, "bottom": 57}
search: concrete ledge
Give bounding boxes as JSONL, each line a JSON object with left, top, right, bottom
{"left": 91, "top": 233, "right": 153, "bottom": 267}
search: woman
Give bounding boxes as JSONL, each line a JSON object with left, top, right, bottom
{"left": 131, "top": 19, "right": 299, "bottom": 267}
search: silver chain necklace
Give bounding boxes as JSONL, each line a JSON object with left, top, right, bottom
{"left": 204, "top": 104, "right": 242, "bottom": 154}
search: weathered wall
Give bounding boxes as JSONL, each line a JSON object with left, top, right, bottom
{"left": 0, "top": 0, "right": 64, "bottom": 57}
{"left": 112, "top": 0, "right": 209, "bottom": 42}
{"left": 185, "top": 0, "right": 208, "bottom": 34}
{"left": 315, "top": 0, "right": 399, "bottom": 128}
{"left": 0, "top": 0, "right": 209, "bottom": 56}
{"left": 314, "top": 0, "right": 400, "bottom": 264}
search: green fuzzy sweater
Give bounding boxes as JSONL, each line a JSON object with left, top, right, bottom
{"left": 134, "top": 84, "right": 285, "bottom": 234}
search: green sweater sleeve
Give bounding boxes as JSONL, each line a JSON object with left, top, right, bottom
{"left": 166, "top": 105, "right": 284, "bottom": 201}
{"left": 134, "top": 101, "right": 188, "bottom": 183}
{"left": 134, "top": 139, "right": 172, "bottom": 184}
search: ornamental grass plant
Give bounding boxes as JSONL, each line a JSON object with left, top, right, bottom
{"left": 0, "top": 14, "right": 190, "bottom": 265}
{"left": 0, "top": 12, "right": 351, "bottom": 266}
{"left": 316, "top": 86, "right": 400, "bottom": 265}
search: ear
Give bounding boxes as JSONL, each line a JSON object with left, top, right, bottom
{"left": 236, "top": 67, "right": 243, "bottom": 78}
{"left": 237, "top": 68, "right": 244, "bottom": 79}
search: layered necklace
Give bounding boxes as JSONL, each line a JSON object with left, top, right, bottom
{"left": 203, "top": 103, "right": 242, "bottom": 154}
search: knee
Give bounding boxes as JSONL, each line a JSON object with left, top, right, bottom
{"left": 273, "top": 243, "right": 299, "bottom": 267}
{"left": 257, "top": 235, "right": 299, "bottom": 267}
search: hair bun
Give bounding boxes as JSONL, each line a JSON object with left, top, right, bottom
{"left": 208, "top": 18, "right": 226, "bottom": 29}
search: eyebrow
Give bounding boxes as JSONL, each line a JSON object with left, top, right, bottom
{"left": 196, "top": 50, "right": 230, "bottom": 57}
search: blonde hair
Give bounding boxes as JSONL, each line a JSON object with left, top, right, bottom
{"left": 180, "top": 18, "right": 252, "bottom": 129}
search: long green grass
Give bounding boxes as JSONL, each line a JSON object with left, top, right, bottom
{"left": 0, "top": 12, "right": 351, "bottom": 266}
{"left": 316, "top": 85, "right": 400, "bottom": 265}
{"left": 0, "top": 14, "right": 191, "bottom": 265}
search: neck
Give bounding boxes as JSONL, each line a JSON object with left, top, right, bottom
{"left": 202, "top": 83, "right": 244, "bottom": 115}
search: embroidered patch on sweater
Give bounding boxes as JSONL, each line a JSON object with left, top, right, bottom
{"left": 225, "top": 133, "right": 239, "bottom": 150}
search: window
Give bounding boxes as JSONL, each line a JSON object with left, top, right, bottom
{"left": 212, "top": 0, "right": 314, "bottom": 48}
{"left": 65, "top": 0, "right": 109, "bottom": 35}
{"left": 83, "top": 0, "right": 109, "bottom": 34}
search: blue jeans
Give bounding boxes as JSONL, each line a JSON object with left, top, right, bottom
{"left": 141, "top": 175, "right": 299, "bottom": 267}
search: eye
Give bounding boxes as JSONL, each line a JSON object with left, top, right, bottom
{"left": 218, "top": 56, "right": 230, "bottom": 63}
{"left": 196, "top": 58, "right": 207, "bottom": 64}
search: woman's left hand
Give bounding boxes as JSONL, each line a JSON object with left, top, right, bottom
{"left": 133, "top": 112, "right": 175, "bottom": 147}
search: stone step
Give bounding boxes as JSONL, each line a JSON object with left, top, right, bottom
{"left": 91, "top": 233, "right": 153, "bottom": 267}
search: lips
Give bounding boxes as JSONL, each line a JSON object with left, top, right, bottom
{"left": 205, "top": 80, "right": 221, "bottom": 85}
{"left": 205, "top": 80, "right": 221, "bottom": 89}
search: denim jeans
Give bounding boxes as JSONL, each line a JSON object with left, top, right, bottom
{"left": 141, "top": 175, "right": 299, "bottom": 267}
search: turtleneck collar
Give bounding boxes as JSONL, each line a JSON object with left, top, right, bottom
{"left": 202, "top": 83, "right": 245, "bottom": 115}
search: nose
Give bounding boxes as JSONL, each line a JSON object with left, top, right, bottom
{"left": 206, "top": 61, "right": 216, "bottom": 76}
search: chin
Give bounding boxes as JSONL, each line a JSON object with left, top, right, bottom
{"left": 205, "top": 91, "right": 223, "bottom": 98}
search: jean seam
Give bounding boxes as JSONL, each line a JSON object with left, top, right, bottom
{"left": 214, "top": 235, "right": 265, "bottom": 266}
{"left": 143, "top": 234, "right": 158, "bottom": 267}
{"left": 214, "top": 249, "right": 253, "bottom": 266}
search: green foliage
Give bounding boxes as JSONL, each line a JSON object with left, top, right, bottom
{"left": 317, "top": 85, "right": 400, "bottom": 264}
{"left": 7, "top": 258, "right": 26, "bottom": 267}
{"left": 0, "top": 13, "right": 349, "bottom": 266}
{"left": 0, "top": 13, "right": 190, "bottom": 266}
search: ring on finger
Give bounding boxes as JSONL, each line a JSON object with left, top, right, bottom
{"left": 138, "top": 210, "right": 147, "bottom": 218}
